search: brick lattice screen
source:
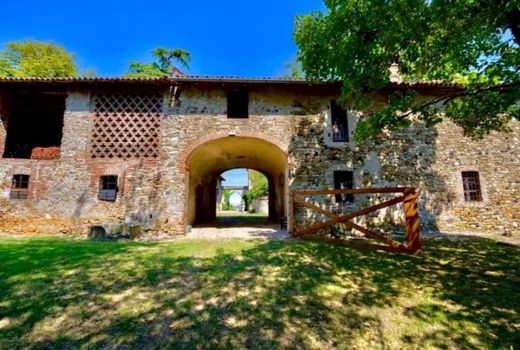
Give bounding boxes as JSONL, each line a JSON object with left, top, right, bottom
{"left": 90, "top": 93, "right": 162, "bottom": 159}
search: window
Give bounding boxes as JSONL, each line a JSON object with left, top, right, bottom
{"left": 10, "top": 174, "right": 30, "bottom": 199}
{"left": 462, "top": 171, "right": 482, "bottom": 202}
{"left": 227, "top": 89, "right": 248, "bottom": 118}
{"left": 3, "top": 92, "right": 66, "bottom": 159}
{"left": 331, "top": 100, "right": 349, "bottom": 142}
{"left": 334, "top": 171, "right": 354, "bottom": 203}
{"left": 98, "top": 175, "right": 118, "bottom": 201}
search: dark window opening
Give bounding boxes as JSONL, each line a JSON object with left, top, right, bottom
{"left": 462, "top": 171, "right": 482, "bottom": 202}
{"left": 334, "top": 170, "right": 354, "bottom": 203}
{"left": 227, "top": 89, "right": 248, "bottom": 118}
{"left": 2, "top": 92, "right": 66, "bottom": 159}
{"left": 10, "top": 174, "right": 30, "bottom": 199}
{"left": 331, "top": 100, "right": 349, "bottom": 142}
{"left": 98, "top": 175, "right": 118, "bottom": 201}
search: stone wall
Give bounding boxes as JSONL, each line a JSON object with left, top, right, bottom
{"left": 0, "top": 91, "right": 171, "bottom": 234}
{"left": 0, "top": 83, "right": 518, "bottom": 237}
{"left": 431, "top": 121, "right": 520, "bottom": 234}
{"left": 0, "top": 98, "right": 6, "bottom": 157}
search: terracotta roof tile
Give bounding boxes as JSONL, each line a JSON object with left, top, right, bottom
{"left": 0, "top": 75, "right": 463, "bottom": 90}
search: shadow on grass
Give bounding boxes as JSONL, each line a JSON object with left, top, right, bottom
{"left": 0, "top": 237, "right": 518, "bottom": 349}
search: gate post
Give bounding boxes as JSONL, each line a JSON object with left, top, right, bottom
{"left": 403, "top": 188, "right": 421, "bottom": 255}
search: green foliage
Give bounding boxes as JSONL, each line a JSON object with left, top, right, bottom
{"left": 0, "top": 39, "right": 79, "bottom": 77}
{"left": 295, "top": 0, "right": 520, "bottom": 141}
{"left": 282, "top": 60, "right": 304, "bottom": 78}
{"left": 221, "top": 188, "right": 233, "bottom": 211}
{"left": 246, "top": 170, "right": 268, "bottom": 201}
{"left": 125, "top": 47, "right": 191, "bottom": 78}
{"left": 82, "top": 68, "right": 97, "bottom": 77}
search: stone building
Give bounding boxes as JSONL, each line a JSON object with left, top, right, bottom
{"left": 0, "top": 76, "right": 518, "bottom": 236}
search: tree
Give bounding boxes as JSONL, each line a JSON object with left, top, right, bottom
{"left": 294, "top": 0, "right": 520, "bottom": 140}
{"left": 245, "top": 170, "right": 268, "bottom": 200}
{"left": 125, "top": 48, "right": 191, "bottom": 78}
{"left": 282, "top": 60, "right": 304, "bottom": 79}
{"left": 243, "top": 170, "right": 268, "bottom": 213}
{"left": 0, "top": 40, "right": 79, "bottom": 77}
{"left": 221, "top": 188, "right": 233, "bottom": 211}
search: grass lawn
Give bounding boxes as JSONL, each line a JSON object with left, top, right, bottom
{"left": 0, "top": 236, "right": 519, "bottom": 349}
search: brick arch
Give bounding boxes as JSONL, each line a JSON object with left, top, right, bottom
{"left": 183, "top": 134, "right": 288, "bottom": 225}
{"left": 179, "top": 131, "right": 288, "bottom": 174}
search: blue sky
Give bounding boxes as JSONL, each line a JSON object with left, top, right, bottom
{"left": 221, "top": 169, "right": 248, "bottom": 187}
{"left": 0, "top": 1, "right": 324, "bottom": 189}
{"left": 0, "top": 0, "right": 324, "bottom": 77}
{"left": 222, "top": 168, "right": 248, "bottom": 206}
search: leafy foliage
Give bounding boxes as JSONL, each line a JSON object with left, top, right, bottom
{"left": 282, "top": 60, "right": 304, "bottom": 78}
{"left": 125, "top": 48, "right": 191, "bottom": 78}
{"left": 242, "top": 170, "right": 268, "bottom": 212}
{"left": 221, "top": 188, "right": 233, "bottom": 211}
{"left": 295, "top": 0, "right": 520, "bottom": 140}
{"left": 0, "top": 40, "right": 79, "bottom": 77}
{"left": 246, "top": 170, "right": 268, "bottom": 200}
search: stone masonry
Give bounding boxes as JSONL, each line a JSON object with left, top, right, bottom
{"left": 0, "top": 77, "right": 518, "bottom": 237}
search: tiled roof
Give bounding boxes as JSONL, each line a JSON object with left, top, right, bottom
{"left": 174, "top": 75, "right": 310, "bottom": 83}
{"left": 0, "top": 76, "right": 169, "bottom": 83}
{"left": 0, "top": 75, "right": 314, "bottom": 84}
{"left": 0, "top": 75, "right": 463, "bottom": 90}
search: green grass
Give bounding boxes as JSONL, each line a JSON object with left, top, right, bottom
{"left": 0, "top": 237, "right": 518, "bottom": 349}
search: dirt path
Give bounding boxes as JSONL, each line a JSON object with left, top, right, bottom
{"left": 187, "top": 224, "right": 289, "bottom": 240}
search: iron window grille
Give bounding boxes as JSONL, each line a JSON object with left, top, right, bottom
{"left": 334, "top": 171, "right": 354, "bottom": 203}
{"left": 227, "top": 89, "right": 249, "bottom": 118}
{"left": 462, "top": 171, "right": 482, "bottom": 202}
{"left": 331, "top": 100, "right": 349, "bottom": 142}
{"left": 10, "top": 174, "right": 30, "bottom": 199}
{"left": 98, "top": 175, "right": 118, "bottom": 201}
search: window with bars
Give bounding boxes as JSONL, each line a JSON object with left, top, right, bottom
{"left": 334, "top": 170, "right": 354, "bottom": 203}
{"left": 462, "top": 171, "right": 482, "bottom": 202}
{"left": 331, "top": 100, "right": 349, "bottom": 142}
{"left": 227, "top": 89, "right": 249, "bottom": 118}
{"left": 98, "top": 175, "right": 118, "bottom": 201}
{"left": 10, "top": 174, "right": 29, "bottom": 199}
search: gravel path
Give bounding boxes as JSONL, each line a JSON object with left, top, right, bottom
{"left": 186, "top": 224, "right": 289, "bottom": 240}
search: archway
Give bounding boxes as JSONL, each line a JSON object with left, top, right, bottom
{"left": 218, "top": 181, "right": 249, "bottom": 211}
{"left": 185, "top": 136, "right": 287, "bottom": 225}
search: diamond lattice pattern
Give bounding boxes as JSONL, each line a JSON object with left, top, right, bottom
{"left": 91, "top": 93, "right": 162, "bottom": 159}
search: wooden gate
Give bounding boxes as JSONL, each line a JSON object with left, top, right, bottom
{"left": 290, "top": 187, "right": 421, "bottom": 255}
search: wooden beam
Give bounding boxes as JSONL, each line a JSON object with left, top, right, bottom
{"left": 293, "top": 195, "right": 406, "bottom": 236}
{"left": 341, "top": 220, "right": 405, "bottom": 248}
{"left": 403, "top": 189, "right": 421, "bottom": 255}
{"left": 290, "top": 187, "right": 422, "bottom": 255}
{"left": 293, "top": 198, "right": 338, "bottom": 219}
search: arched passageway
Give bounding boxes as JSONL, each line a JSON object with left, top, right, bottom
{"left": 185, "top": 136, "right": 287, "bottom": 225}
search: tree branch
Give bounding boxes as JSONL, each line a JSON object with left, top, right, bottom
{"left": 395, "top": 82, "right": 520, "bottom": 119}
